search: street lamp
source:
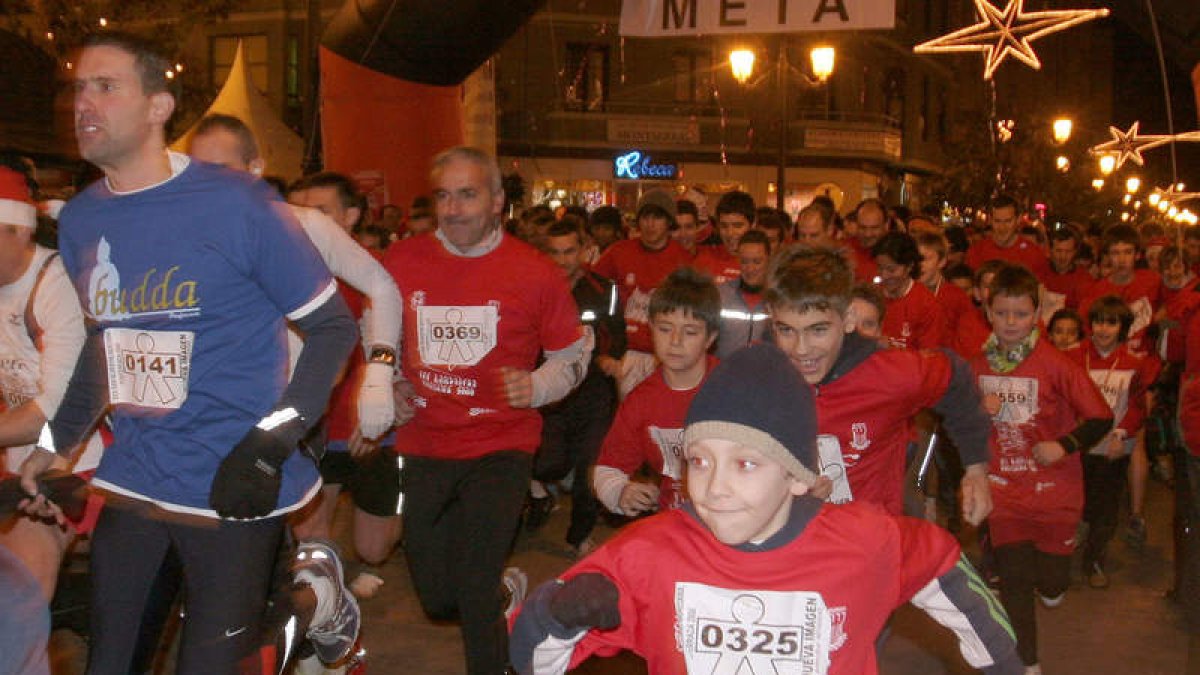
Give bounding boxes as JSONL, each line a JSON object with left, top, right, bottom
{"left": 730, "top": 42, "right": 836, "bottom": 211}
{"left": 730, "top": 49, "right": 755, "bottom": 85}
{"left": 1098, "top": 153, "right": 1116, "bottom": 175}
{"left": 1092, "top": 179, "right": 1104, "bottom": 190}
{"left": 1055, "top": 155, "right": 1070, "bottom": 172}
{"left": 1126, "top": 177, "right": 1141, "bottom": 193}
{"left": 1052, "top": 118, "right": 1073, "bottom": 144}
{"left": 1148, "top": 192, "right": 1161, "bottom": 207}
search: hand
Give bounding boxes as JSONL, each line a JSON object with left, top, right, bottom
{"left": 808, "top": 475, "right": 834, "bottom": 501}
{"left": 549, "top": 573, "right": 621, "bottom": 630}
{"left": 959, "top": 464, "right": 993, "bottom": 526}
{"left": 393, "top": 379, "right": 416, "bottom": 427}
{"left": 1031, "top": 441, "right": 1067, "bottom": 466}
{"left": 595, "top": 355, "right": 621, "bottom": 379}
{"left": 209, "top": 424, "right": 294, "bottom": 519}
{"left": 500, "top": 367, "right": 534, "bottom": 408}
{"left": 617, "top": 482, "right": 659, "bottom": 515}
{"left": 348, "top": 428, "right": 379, "bottom": 458}
{"left": 1100, "top": 431, "right": 1127, "bottom": 460}
{"left": 17, "top": 448, "right": 67, "bottom": 523}
{"left": 982, "top": 393, "right": 1002, "bottom": 417}
{"left": 357, "top": 362, "right": 395, "bottom": 440}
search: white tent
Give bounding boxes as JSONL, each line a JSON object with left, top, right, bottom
{"left": 171, "top": 41, "right": 305, "bottom": 180}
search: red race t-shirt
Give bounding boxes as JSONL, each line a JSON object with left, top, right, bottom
{"left": 881, "top": 281, "right": 946, "bottom": 350}
{"left": 965, "top": 236, "right": 1050, "bottom": 280}
{"left": 1077, "top": 269, "right": 1163, "bottom": 351}
{"left": 693, "top": 245, "right": 740, "bottom": 286}
{"left": 593, "top": 239, "right": 693, "bottom": 353}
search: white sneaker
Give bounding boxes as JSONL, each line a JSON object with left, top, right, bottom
{"left": 502, "top": 567, "right": 528, "bottom": 619}
{"left": 1038, "top": 592, "right": 1064, "bottom": 608}
{"left": 348, "top": 570, "right": 385, "bottom": 599}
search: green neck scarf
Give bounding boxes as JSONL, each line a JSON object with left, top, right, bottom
{"left": 984, "top": 328, "right": 1039, "bottom": 374}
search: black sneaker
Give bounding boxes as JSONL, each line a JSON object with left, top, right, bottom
{"left": 525, "top": 493, "right": 557, "bottom": 532}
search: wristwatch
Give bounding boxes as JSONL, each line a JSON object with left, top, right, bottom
{"left": 368, "top": 346, "right": 397, "bottom": 367}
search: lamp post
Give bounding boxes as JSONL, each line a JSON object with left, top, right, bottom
{"left": 730, "top": 42, "right": 834, "bottom": 211}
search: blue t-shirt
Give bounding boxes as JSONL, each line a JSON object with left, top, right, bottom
{"left": 58, "top": 159, "right": 332, "bottom": 517}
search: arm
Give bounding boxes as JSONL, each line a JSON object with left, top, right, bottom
{"left": 909, "top": 556, "right": 1023, "bottom": 674}
{"left": 510, "top": 574, "right": 621, "bottom": 675}
{"left": 930, "top": 351, "right": 993, "bottom": 525}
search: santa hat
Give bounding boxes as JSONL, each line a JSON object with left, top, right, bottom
{"left": 684, "top": 343, "right": 820, "bottom": 486}
{"left": 0, "top": 167, "right": 36, "bottom": 229}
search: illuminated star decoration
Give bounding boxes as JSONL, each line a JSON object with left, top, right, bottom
{"left": 1158, "top": 184, "right": 1200, "bottom": 206}
{"left": 913, "top": 0, "right": 1109, "bottom": 80}
{"left": 1089, "top": 122, "right": 1200, "bottom": 171}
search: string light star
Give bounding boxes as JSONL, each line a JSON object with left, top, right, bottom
{"left": 1089, "top": 122, "right": 1200, "bottom": 170}
{"left": 913, "top": 0, "right": 1109, "bottom": 80}
{"left": 1158, "top": 184, "right": 1200, "bottom": 206}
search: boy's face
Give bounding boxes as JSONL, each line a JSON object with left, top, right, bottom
{"left": 1145, "top": 244, "right": 1164, "bottom": 272}
{"left": 639, "top": 214, "right": 671, "bottom": 249}
{"left": 651, "top": 309, "right": 716, "bottom": 375}
{"left": 770, "top": 306, "right": 853, "bottom": 384}
{"left": 973, "top": 271, "right": 995, "bottom": 305}
{"left": 1091, "top": 318, "right": 1121, "bottom": 353}
{"left": 1106, "top": 242, "right": 1137, "bottom": 280}
{"left": 674, "top": 212, "right": 699, "bottom": 250}
{"left": 1048, "top": 318, "right": 1081, "bottom": 351}
{"left": 686, "top": 438, "right": 808, "bottom": 546}
{"left": 950, "top": 275, "right": 973, "bottom": 296}
{"left": 987, "top": 293, "right": 1038, "bottom": 349}
{"left": 916, "top": 244, "right": 943, "bottom": 286}
{"left": 718, "top": 213, "right": 751, "bottom": 254}
{"left": 1050, "top": 238, "right": 1077, "bottom": 271}
{"left": 848, "top": 298, "right": 881, "bottom": 338}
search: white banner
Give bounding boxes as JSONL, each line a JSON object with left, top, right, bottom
{"left": 620, "top": 0, "right": 895, "bottom": 37}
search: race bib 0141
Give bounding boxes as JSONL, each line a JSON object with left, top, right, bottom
{"left": 675, "top": 582, "right": 833, "bottom": 675}
{"left": 103, "top": 327, "right": 193, "bottom": 409}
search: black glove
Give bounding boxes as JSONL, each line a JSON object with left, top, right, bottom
{"left": 209, "top": 418, "right": 299, "bottom": 519}
{"left": 548, "top": 573, "right": 621, "bottom": 630}
{"left": 0, "top": 470, "right": 89, "bottom": 522}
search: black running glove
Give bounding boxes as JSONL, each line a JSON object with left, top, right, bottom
{"left": 548, "top": 573, "right": 621, "bottom": 630}
{"left": 0, "top": 470, "right": 89, "bottom": 522}
{"left": 209, "top": 409, "right": 304, "bottom": 519}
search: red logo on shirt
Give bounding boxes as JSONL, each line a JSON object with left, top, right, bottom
{"left": 850, "top": 423, "right": 871, "bottom": 451}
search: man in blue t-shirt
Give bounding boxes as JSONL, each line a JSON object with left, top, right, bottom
{"left": 18, "top": 32, "right": 361, "bottom": 673}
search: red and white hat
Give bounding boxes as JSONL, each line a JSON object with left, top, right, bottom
{"left": 0, "top": 166, "right": 36, "bottom": 229}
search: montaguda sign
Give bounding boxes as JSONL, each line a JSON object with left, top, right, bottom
{"left": 614, "top": 151, "right": 679, "bottom": 180}
{"left": 619, "top": 0, "right": 895, "bottom": 36}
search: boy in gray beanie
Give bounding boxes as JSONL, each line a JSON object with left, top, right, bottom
{"left": 510, "top": 344, "right": 1022, "bottom": 675}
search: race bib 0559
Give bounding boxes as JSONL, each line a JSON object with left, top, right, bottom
{"left": 978, "top": 375, "right": 1039, "bottom": 424}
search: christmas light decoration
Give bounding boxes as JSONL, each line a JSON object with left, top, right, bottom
{"left": 1089, "top": 122, "right": 1200, "bottom": 171}
{"left": 913, "top": 0, "right": 1109, "bottom": 80}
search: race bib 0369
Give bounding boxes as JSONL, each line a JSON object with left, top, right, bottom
{"left": 416, "top": 305, "right": 498, "bottom": 367}
{"left": 103, "top": 328, "right": 193, "bottom": 409}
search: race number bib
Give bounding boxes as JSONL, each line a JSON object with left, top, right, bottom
{"left": 625, "top": 288, "right": 651, "bottom": 326}
{"left": 416, "top": 305, "right": 498, "bottom": 367}
{"left": 1129, "top": 297, "right": 1153, "bottom": 337}
{"left": 1041, "top": 290, "right": 1066, "bottom": 324}
{"left": 676, "top": 582, "right": 832, "bottom": 675}
{"left": 650, "top": 426, "right": 685, "bottom": 480}
{"left": 816, "top": 435, "right": 853, "bottom": 505}
{"left": 1088, "top": 368, "right": 1134, "bottom": 424}
{"left": 103, "top": 328, "right": 193, "bottom": 409}
{"left": 978, "top": 375, "right": 1039, "bottom": 424}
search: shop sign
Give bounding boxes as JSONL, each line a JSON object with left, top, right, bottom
{"left": 620, "top": 0, "right": 895, "bottom": 37}
{"left": 614, "top": 151, "right": 679, "bottom": 180}
{"left": 607, "top": 118, "right": 700, "bottom": 145}
{"left": 804, "top": 128, "right": 902, "bottom": 158}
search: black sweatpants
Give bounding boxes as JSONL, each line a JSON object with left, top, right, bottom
{"left": 993, "top": 542, "right": 1072, "bottom": 666}
{"left": 401, "top": 450, "right": 532, "bottom": 675}
{"left": 87, "top": 496, "right": 283, "bottom": 675}
{"left": 1081, "top": 453, "right": 1130, "bottom": 568}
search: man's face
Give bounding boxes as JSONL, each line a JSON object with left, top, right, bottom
{"left": 407, "top": 215, "right": 435, "bottom": 236}
{"left": 651, "top": 309, "right": 716, "bottom": 377}
{"left": 848, "top": 298, "right": 881, "bottom": 338}
{"left": 639, "top": 214, "right": 670, "bottom": 249}
{"left": 73, "top": 45, "right": 168, "bottom": 171}
{"left": 1050, "top": 238, "right": 1077, "bottom": 272}
{"left": 189, "top": 127, "right": 250, "bottom": 172}
{"left": 738, "top": 242, "right": 769, "bottom": 288}
{"left": 1106, "top": 242, "right": 1137, "bottom": 281}
{"left": 1164, "top": 255, "right": 1188, "bottom": 286}
{"left": 987, "top": 293, "right": 1038, "bottom": 350}
{"left": 673, "top": 213, "right": 699, "bottom": 251}
{"left": 290, "top": 185, "right": 357, "bottom": 233}
{"left": 432, "top": 158, "right": 504, "bottom": 251}
{"left": 685, "top": 438, "right": 806, "bottom": 546}
{"left": 916, "top": 244, "right": 943, "bottom": 287}
{"left": 1090, "top": 317, "right": 1122, "bottom": 354}
{"left": 1145, "top": 245, "right": 1164, "bottom": 272}
{"left": 0, "top": 224, "right": 33, "bottom": 286}
{"left": 795, "top": 213, "right": 830, "bottom": 247}
{"left": 874, "top": 254, "right": 910, "bottom": 298}
{"left": 856, "top": 206, "right": 886, "bottom": 249}
{"left": 543, "top": 232, "right": 583, "bottom": 280}
{"left": 770, "top": 306, "right": 852, "bottom": 384}
{"left": 990, "top": 206, "right": 1018, "bottom": 245}
{"left": 718, "top": 213, "right": 751, "bottom": 255}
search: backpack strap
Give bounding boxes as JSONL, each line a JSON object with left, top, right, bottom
{"left": 23, "top": 252, "right": 60, "bottom": 345}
